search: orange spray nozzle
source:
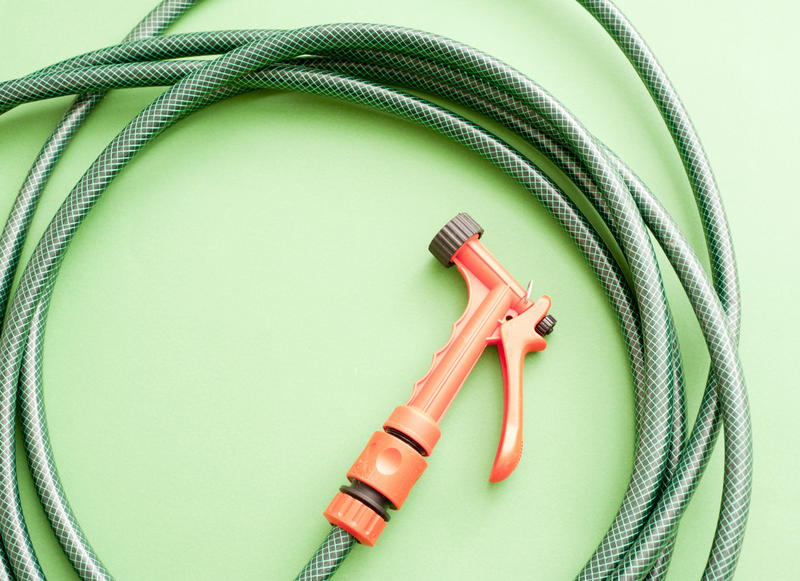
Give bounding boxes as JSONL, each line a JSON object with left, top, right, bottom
{"left": 325, "top": 213, "right": 555, "bottom": 545}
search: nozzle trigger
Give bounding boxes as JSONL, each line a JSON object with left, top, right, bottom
{"left": 489, "top": 295, "right": 552, "bottom": 482}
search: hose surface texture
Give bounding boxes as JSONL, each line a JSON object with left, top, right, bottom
{"left": 0, "top": 1, "right": 750, "bottom": 580}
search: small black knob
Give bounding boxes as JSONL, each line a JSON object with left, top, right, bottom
{"left": 535, "top": 314, "right": 556, "bottom": 336}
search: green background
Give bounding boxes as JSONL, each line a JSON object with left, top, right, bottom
{"left": 0, "top": 0, "right": 797, "bottom": 578}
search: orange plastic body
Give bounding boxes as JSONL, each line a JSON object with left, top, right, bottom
{"left": 325, "top": 234, "right": 552, "bottom": 544}
{"left": 347, "top": 431, "right": 427, "bottom": 509}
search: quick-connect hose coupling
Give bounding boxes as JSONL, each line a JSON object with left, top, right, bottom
{"left": 325, "top": 430, "right": 428, "bottom": 545}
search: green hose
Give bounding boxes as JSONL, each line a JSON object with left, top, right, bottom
{"left": 0, "top": 1, "right": 750, "bottom": 580}
{"left": 0, "top": 3, "right": 200, "bottom": 578}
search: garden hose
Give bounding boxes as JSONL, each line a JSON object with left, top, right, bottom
{"left": 0, "top": 0, "right": 751, "bottom": 580}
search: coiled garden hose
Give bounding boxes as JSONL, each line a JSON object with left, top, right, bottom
{"left": 0, "top": 0, "right": 751, "bottom": 580}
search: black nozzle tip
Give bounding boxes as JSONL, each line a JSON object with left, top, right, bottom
{"left": 428, "top": 212, "right": 483, "bottom": 267}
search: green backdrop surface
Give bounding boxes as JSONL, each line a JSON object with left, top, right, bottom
{"left": 0, "top": 0, "right": 797, "bottom": 579}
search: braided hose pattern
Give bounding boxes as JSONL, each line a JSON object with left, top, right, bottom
{"left": 0, "top": 1, "right": 750, "bottom": 580}
{"left": 0, "top": 2, "right": 199, "bottom": 579}
{"left": 294, "top": 528, "right": 355, "bottom": 581}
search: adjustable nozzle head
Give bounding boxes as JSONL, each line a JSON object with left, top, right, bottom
{"left": 428, "top": 212, "right": 484, "bottom": 266}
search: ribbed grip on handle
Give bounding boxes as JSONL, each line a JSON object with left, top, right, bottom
{"left": 428, "top": 213, "right": 483, "bottom": 267}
